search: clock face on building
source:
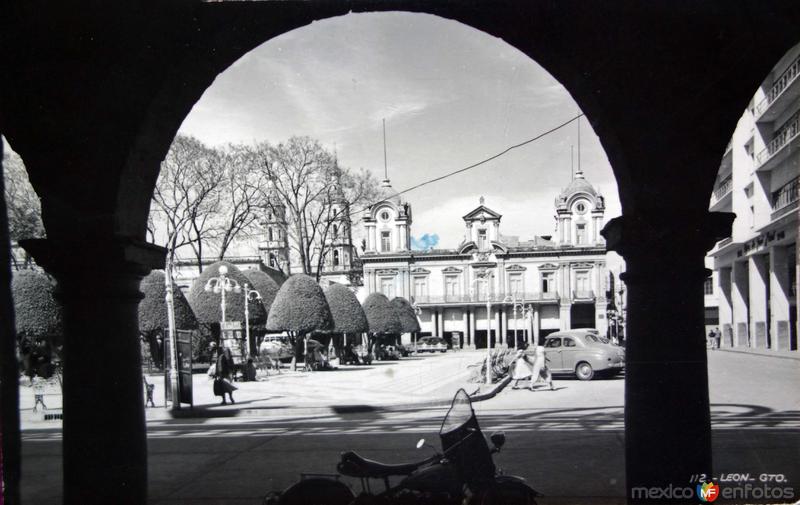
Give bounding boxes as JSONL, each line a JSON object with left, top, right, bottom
{"left": 380, "top": 210, "right": 391, "bottom": 222}
{"left": 574, "top": 201, "right": 588, "bottom": 215}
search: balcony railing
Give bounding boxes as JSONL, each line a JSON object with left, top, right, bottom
{"left": 754, "top": 54, "right": 800, "bottom": 117}
{"left": 756, "top": 112, "right": 799, "bottom": 168}
{"left": 412, "top": 291, "right": 560, "bottom": 304}
{"left": 712, "top": 174, "right": 733, "bottom": 201}
{"left": 772, "top": 176, "right": 799, "bottom": 213}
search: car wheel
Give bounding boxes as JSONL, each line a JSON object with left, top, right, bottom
{"left": 575, "top": 362, "right": 594, "bottom": 381}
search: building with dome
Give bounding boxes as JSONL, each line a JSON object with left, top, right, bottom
{"left": 360, "top": 170, "right": 610, "bottom": 348}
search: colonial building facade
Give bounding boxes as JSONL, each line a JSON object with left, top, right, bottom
{"left": 707, "top": 42, "right": 799, "bottom": 352}
{"left": 360, "top": 171, "right": 609, "bottom": 349}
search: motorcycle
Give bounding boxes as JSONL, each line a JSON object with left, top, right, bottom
{"left": 265, "top": 389, "right": 540, "bottom": 504}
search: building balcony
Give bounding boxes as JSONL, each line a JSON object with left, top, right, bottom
{"left": 709, "top": 174, "right": 733, "bottom": 211}
{"left": 755, "top": 112, "right": 799, "bottom": 172}
{"left": 754, "top": 53, "right": 800, "bottom": 122}
{"left": 572, "top": 290, "right": 596, "bottom": 301}
{"left": 412, "top": 291, "right": 561, "bottom": 305}
{"left": 771, "top": 176, "right": 799, "bottom": 221}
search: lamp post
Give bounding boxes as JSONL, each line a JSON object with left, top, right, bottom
{"left": 164, "top": 256, "right": 180, "bottom": 410}
{"left": 471, "top": 270, "right": 494, "bottom": 385}
{"left": 503, "top": 293, "right": 525, "bottom": 348}
{"left": 523, "top": 304, "right": 535, "bottom": 346}
{"left": 203, "top": 265, "right": 242, "bottom": 324}
{"left": 243, "top": 283, "right": 262, "bottom": 358}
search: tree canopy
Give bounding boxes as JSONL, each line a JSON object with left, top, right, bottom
{"left": 266, "top": 274, "right": 333, "bottom": 333}
{"left": 138, "top": 270, "right": 198, "bottom": 333}
{"left": 11, "top": 270, "right": 61, "bottom": 339}
{"left": 242, "top": 269, "right": 281, "bottom": 316}
{"left": 324, "top": 284, "right": 368, "bottom": 334}
{"left": 390, "top": 297, "right": 421, "bottom": 333}
{"left": 187, "top": 261, "right": 266, "bottom": 324}
{"left": 362, "top": 292, "right": 402, "bottom": 335}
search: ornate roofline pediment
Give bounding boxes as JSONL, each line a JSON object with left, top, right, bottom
{"left": 506, "top": 264, "right": 527, "bottom": 271}
{"left": 376, "top": 269, "right": 399, "bottom": 276}
{"left": 538, "top": 263, "right": 559, "bottom": 270}
{"left": 571, "top": 262, "right": 595, "bottom": 269}
{"left": 411, "top": 267, "right": 430, "bottom": 275}
{"left": 442, "top": 266, "right": 463, "bottom": 274}
{"left": 462, "top": 205, "right": 502, "bottom": 222}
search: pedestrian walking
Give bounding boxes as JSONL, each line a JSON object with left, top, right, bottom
{"left": 529, "top": 345, "right": 554, "bottom": 391}
{"left": 714, "top": 327, "right": 721, "bottom": 350}
{"left": 32, "top": 374, "right": 47, "bottom": 412}
{"left": 510, "top": 347, "right": 534, "bottom": 389}
{"left": 213, "top": 347, "right": 237, "bottom": 405}
{"left": 142, "top": 376, "right": 156, "bottom": 408}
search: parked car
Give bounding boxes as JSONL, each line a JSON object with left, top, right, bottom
{"left": 543, "top": 330, "right": 625, "bottom": 380}
{"left": 416, "top": 336, "right": 448, "bottom": 353}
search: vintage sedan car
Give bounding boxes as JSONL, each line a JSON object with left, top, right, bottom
{"left": 543, "top": 330, "right": 625, "bottom": 380}
{"left": 415, "top": 336, "right": 448, "bottom": 353}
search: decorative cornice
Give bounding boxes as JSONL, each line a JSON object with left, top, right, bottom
{"left": 376, "top": 269, "right": 399, "bottom": 276}
{"left": 411, "top": 267, "right": 431, "bottom": 275}
{"left": 506, "top": 264, "right": 527, "bottom": 271}
{"left": 442, "top": 266, "right": 463, "bottom": 273}
{"left": 571, "top": 262, "right": 595, "bottom": 269}
{"left": 538, "top": 263, "right": 559, "bottom": 270}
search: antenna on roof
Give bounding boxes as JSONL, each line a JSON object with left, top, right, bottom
{"left": 382, "top": 118, "right": 388, "bottom": 181}
{"left": 571, "top": 145, "right": 574, "bottom": 180}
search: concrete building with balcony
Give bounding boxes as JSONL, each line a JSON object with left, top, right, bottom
{"left": 708, "top": 42, "right": 799, "bottom": 352}
{"left": 360, "top": 171, "right": 609, "bottom": 349}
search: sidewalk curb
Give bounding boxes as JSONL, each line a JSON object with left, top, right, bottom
{"left": 715, "top": 347, "right": 800, "bottom": 361}
{"left": 470, "top": 375, "right": 512, "bottom": 402}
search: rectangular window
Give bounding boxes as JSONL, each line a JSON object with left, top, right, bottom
{"left": 576, "top": 224, "right": 586, "bottom": 245}
{"left": 268, "top": 228, "right": 273, "bottom": 241}
{"left": 445, "top": 275, "right": 459, "bottom": 297}
{"left": 508, "top": 273, "right": 523, "bottom": 296}
{"left": 381, "top": 231, "right": 391, "bottom": 252}
{"left": 477, "top": 229, "right": 487, "bottom": 250}
{"left": 575, "top": 271, "right": 590, "bottom": 294}
{"left": 413, "top": 277, "right": 427, "bottom": 299}
{"left": 380, "top": 277, "right": 394, "bottom": 298}
{"left": 703, "top": 277, "right": 714, "bottom": 295}
{"left": 541, "top": 272, "right": 554, "bottom": 294}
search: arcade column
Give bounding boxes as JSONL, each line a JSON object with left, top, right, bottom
{"left": 22, "top": 237, "right": 165, "bottom": 505}
{"left": 602, "top": 211, "right": 733, "bottom": 501}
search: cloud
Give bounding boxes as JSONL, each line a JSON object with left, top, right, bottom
{"left": 411, "top": 233, "right": 440, "bottom": 251}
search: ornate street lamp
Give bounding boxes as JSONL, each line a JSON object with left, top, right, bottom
{"left": 164, "top": 256, "right": 180, "bottom": 411}
{"left": 411, "top": 302, "right": 422, "bottom": 353}
{"left": 243, "top": 283, "right": 262, "bottom": 358}
{"left": 203, "top": 265, "right": 241, "bottom": 323}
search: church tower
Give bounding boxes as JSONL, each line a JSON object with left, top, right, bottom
{"left": 554, "top": 168, "right": 605, "bottom": 247}
{"left": 321, "top": 161, "right": 360, "bottom": 284}
{"left": 258, "top": 180, "right": 290, "bottom": 273}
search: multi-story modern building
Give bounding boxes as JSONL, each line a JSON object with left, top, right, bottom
{"left": 708, "top": 42, "right": 798, "bottom": 352}
{"left": 360, "top": 170, "right": 609, "bottom": 349}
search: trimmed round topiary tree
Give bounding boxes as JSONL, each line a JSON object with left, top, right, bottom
{"left": 324, "top": 284, "right": 368, "bottom": 334}
{"left": 139, "top": 270, "right": 198, "bottom": 333}
{"left": 187, "top": 261, "right": 267, "bottom": 325}
{"left": 12, "top": 270, "right": 63, "bottom": 378}
{"left": 138, "top": 270, "right": 198, "bottom": 367}
{"left": 362, "top": 293, "right": 402, "bottom": 335}
{"left": 12, "top": 270, "right": 62, "bottom": 339}
{"left": 390, "top": 297, "right": 421, "bottom": 334}
{"left": 267, "top": 274, "right": 333, "bottom": 368}
{"left": 323, "top": 283, "right": 369, "bottom": 358}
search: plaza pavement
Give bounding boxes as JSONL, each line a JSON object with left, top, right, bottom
{"left": 18, "top": 349, "right": 800, "bottom": 504}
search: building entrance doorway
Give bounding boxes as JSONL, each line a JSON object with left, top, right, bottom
{"left": 474, "top": 330, "right": 496, "bottom": 349}
{"left": 571, "top": 304, "right": 595, "bottom": 329}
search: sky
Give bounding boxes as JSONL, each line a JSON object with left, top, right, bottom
{"left": 177, "top": 12, "right": 623, "bottom": 270}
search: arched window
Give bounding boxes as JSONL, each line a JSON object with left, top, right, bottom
{"left": 333, "top": 224, "right": 338, "bottom": 238}
{"left": 269, "top": 253, "right": 276, "bottom": 267}
{"left": 333, "top": 250, "right": 340, "bottom": 267}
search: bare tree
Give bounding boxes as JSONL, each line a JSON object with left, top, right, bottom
{"left": 149, "top": 135, "right": 224, "bottom": 272}
{"left": 213, "top": 144, "right": 267, "bottom": 261}
{"left": 257, "top": 137, "right": 381, "bottom": 281}
{"left": 2, "top": 149, "right": 44, "bottom": 269}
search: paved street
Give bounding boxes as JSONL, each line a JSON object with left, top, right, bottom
{"left": 19, "top": 350, "right": 800, "bottom": 504}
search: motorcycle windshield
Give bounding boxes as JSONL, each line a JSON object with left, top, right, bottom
{"left": 439, "top": 389, "right": 495, "bottom": 490}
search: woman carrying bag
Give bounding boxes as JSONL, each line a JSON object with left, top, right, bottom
{"left": 213, "top": 347, "right": 237, "bottom": 405}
